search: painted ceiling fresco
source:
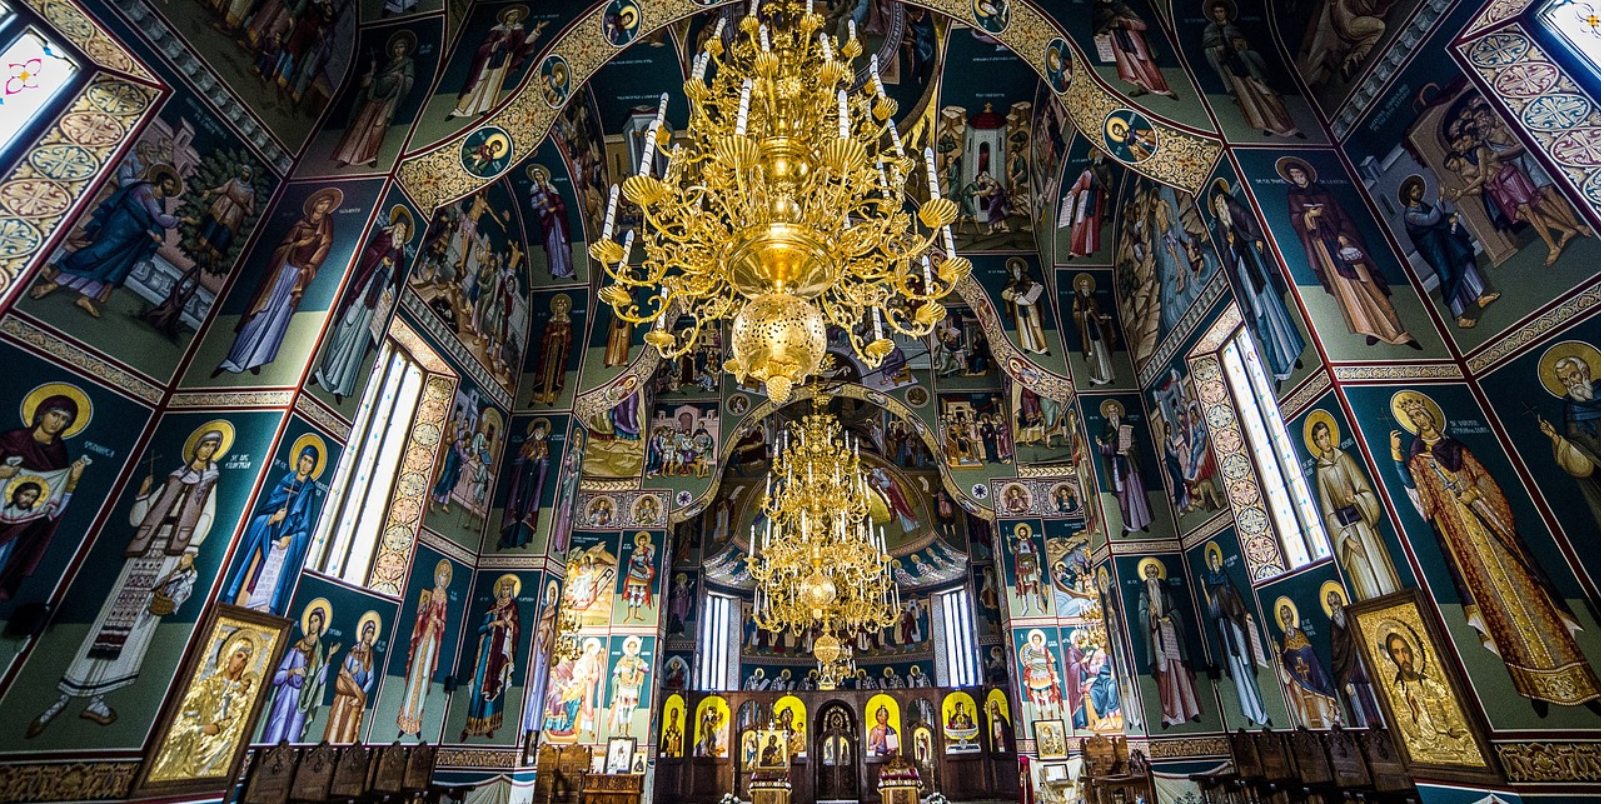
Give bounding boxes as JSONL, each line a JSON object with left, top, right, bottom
{"left": 0, "top": 0, "right": 1596, "bottom": 796}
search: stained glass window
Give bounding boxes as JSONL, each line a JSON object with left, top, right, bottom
{"left": 310, "top": 341, "right": 427, "bottom": 586}
{"left": 1222, "top": 330, "right": 1330, "bottom": 570}
{"left": 1538, "top": 0, "right": 1601, "bottom": 71}
{"left": 0, "top": 29, "right": 78, "bottom": 154}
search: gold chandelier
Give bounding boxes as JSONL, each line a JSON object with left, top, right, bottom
{"left": 746, "top": 400, "right": 898, "bottom": 657}
{"left": 589, "top": 0, "right": 970, "bottom": 404}
{"left": 813, "top": 637, "right": 855, "bottom": 691}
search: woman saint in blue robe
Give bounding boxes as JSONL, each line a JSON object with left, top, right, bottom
{"left": 224, "top": 445, "right": 322, "bottom": 614}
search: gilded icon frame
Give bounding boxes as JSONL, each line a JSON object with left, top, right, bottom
{"left": 1347, "top": 589, "right": 1501, "bottom": 784}
{"left": 133, "top": 603, "right": 292, "bottom": 797}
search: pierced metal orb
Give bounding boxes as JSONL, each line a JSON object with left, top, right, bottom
{"left": 728, "top": 292, "right": 827, "bottom": 404}
{"left": 800, "top": 570, "right": 837, "bottom": 609}
{"left": 813, "top": 634, "right": 842, "bottom": 666}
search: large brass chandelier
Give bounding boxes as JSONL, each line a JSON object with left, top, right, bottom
{"left": 746, "top": 400, "right": 899, "bottom": 660}
{"left": 589, "top": 0, "right": 970, "bottom": 404}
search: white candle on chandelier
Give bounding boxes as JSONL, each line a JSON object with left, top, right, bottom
{"left": 711, "top": 16, "right": 726, "bottom": 42}
{"left": 656, "top": 287, "right": 670, "bottom": 327}
{"left": 942, "top": 226, "right": 956, "bottom": 259}
{"left": 922, "top": 255, "right": 933, "bottom": 289}
{"left": 877, "top": 165, "right": 889, "bottom": 193}
{"left": 868, "top": 54, "right": 885, "bottom": 97}
{"left": 820, "top": 33, "right": 833, "bottom": 62}
{"left": 759, "top": 23, "right": 770, "bottom": 52}
{"left": 923, "top": 147, "right": 940, "bottom": 199}
{"left": 655, "top": 92, "right": 669, "bottom": 126}
{"left": 736, "top": 78, "right": 753, "bottom": 136}
{"left": 602, "top": 184, "right": 619, "bottom": 241}
{"left": 692, "top": 51, "right": 709, "bottom": 82}
{"left": 618, "top": 229, "right": 636, "bottom": 265}
{"left": 749, "top": 0, "right": 758, "bottom": 16}
{"left": 837, "top": 90, "right": 849, "bottom": 139}
{"left": 889, "top": 124, "right": 905, "bottom": 157}
{"left": 847, "top": 19, "right": 856, "bottom": 43}
{"left": 638, "top": 121, "right": 659, "bottom": 175}
{"left": 872, "top": 306, "right": 883, "bottom": 341}
{"left": 806, "top": 0, "right": 814, "bottom": 16}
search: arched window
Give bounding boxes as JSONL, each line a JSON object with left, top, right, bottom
{"left": 0, "top": 3, "right": 81, "bottom": 158}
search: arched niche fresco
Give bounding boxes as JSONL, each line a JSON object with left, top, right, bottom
{"left": 393, "top": 0, "right": 1226, "bottom": 214}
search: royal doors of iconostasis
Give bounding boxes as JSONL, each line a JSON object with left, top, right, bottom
{"left": 816, "top": 702, "right": 859, "bottom": 804}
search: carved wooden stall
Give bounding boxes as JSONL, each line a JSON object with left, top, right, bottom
{"left": 653, "top": 687, "right": 1019, "bottom": 804}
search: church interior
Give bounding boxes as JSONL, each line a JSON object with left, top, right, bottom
{"left": 0, "top": 1, "right": 1596, "bottom": 803}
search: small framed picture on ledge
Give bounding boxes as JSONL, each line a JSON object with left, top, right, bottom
{"left": 605, "top": 737, "right": 637, "bottom": 775}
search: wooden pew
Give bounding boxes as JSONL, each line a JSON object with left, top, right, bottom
{"left": 329, "top": 744, "right": 374, "bottom": 803}
{"left": 243, "top": 742, "right": 299, "bottom": 804}
{"left": 1289, "top": 727, "right": 1335, "bottom": 803}
{"left": 367, "top": 744, "right": 409, "bottom": 802}
{"left": 1251, "top": 730, "right": 1297, "bottom": 804}
{"left": 243, "top": 741, "right": 470, "bottom": 804}
{"left": 1324, "top": 727, "right": 1374, "bottom": 801}
{"left": 406, "top": 743, "right": 473, "bottom": 804}
{"left": 1357, "top": 728, "right": 1415, "bottom": 804}
{"left": 290, "top": 744, "right": 340, "bottom": 804}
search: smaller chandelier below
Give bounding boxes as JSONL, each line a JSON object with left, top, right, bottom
{"left": 747, "top": 400, "right": 899, "bottom": 641}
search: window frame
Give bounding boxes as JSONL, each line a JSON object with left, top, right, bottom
{"left": 1528, "top": 0, "right": 1601, "bottom": 91}
{"left": 0, "top": 3, "right": 90, "bottom": 170}
{"left": 936, "top": 585, "right": 980, "bottom": 687}
{"left": 307, "top": 339, "right": 428, "bottom": 588}
{"left": 696, "top": 593, "right": 734, "bottom": 691}
{"left": 1219, "top": 330, "right": 1330, "bottom": 570}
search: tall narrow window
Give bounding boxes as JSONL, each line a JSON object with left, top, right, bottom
{"left": 696, "top": 594, "right": 734, "bottom": 691}
{"left": 937, "top": 587, "right": 980, "bottom": 687}
{"left": 310, "top": 342, "right": 426, "bottom": 586}
{"left": 0, "top": 25, "right": 79, "bottom": 154}
{"left": 1221, "top": 330, "right": 1328, "bottom": 568}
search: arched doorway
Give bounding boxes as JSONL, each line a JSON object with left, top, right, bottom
{"left": 815, "top": 702, "right": 859, "bottom": 803}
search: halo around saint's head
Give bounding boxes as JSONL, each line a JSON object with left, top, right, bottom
{"left": 291, "top": 433, "right": 328, "bottom": 480}
{"left": 186, "top": 420, "right": 237, "bottom": 462}
{"left": 1136, "top": 556, "right": 1166, "bottom": 580}
{"left": 1537, "top": 341, "right": 1600, "bottom": 399}
{"left": 1274, "top": 595, "right": 1300, "bottom": 629}
{"left": 1389, "top": 391, "right": 1444, "bottom": 436}
{"left": 302, "top": 597, "right": 333, "bottom": 635}
{"left": 1318, "top": 581, "right": 1348, "bottom": 618}
{"left": 1302, "top": 409, "right": 1340, "bottom": 455}
{"left": 20, "top": 382, "right": 92, "bottom": 439}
